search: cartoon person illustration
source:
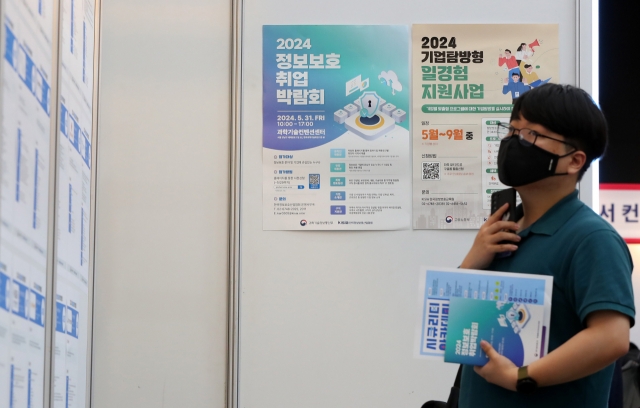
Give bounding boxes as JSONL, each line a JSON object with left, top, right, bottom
{"left": 502, "top": 71, "right": 531, "bottom": 103}
{"left": 519, "top": 61, "right": 551, "bottom": 88}
{"left": 498, "top": 49, "right": 520, "bottom": 82}
{"left": 515, "top": 43, "right": 534, "bottom": 65}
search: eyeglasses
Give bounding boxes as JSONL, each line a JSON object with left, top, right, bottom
{"left": 496, "top": 122, "right": 577, "bottom": 150}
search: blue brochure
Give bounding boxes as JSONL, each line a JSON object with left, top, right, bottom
{"left": 444, "top": 297, "right": 547, "bottom": 366}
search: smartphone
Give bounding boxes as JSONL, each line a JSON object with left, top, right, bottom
{"left": 491, "top": 188, "right": 517, "bottom": 221}
{"left": 491, "top": 188, "right": 518, "bottom": 257}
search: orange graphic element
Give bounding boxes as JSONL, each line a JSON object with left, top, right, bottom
{"left": 422, "top": 128, "right": 464, "bottom": 140}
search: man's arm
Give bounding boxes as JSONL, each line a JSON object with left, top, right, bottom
{"left": 474, "top": 310, "right": 630, "bottom": 391}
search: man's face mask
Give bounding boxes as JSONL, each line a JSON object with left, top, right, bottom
{"left": 497, "top": 124, "right": 577, "bottom": 187}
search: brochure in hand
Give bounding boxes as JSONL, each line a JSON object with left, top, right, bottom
{"left": 415, "top": 266, "right": 552, "bottom": 362}
{"left": 444, "top": 297, "right": 547, "bottom": 366}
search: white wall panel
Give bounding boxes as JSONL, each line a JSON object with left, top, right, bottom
{"left": 92, "top": 1, "right": 231, "bottom": 407}
{"left": 237, "top": 1, "right": 593, "bottom": 407}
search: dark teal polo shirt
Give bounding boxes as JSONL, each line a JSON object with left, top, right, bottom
{"left": 460, "top": 190, "right": 635, "bottom": 408}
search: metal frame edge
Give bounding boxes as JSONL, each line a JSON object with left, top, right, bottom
{"left": 45, "top": 0, "right": 64, "bottom": 406}
{"left": 228, "top": 0, "right": 243, "bottom": 407}
{"left": 576, "top": 0, "right": 599, "bottom": 208}
{"left": 86, "top": 0, "right": 102, "bottom": 406}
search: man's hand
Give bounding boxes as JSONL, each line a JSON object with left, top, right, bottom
{"left": 503, "top": 77, "right": 509, "bottom": 85}
{"left": 459, "top": 203, "right": 520, "bottom": 270}
{"left": 474, "top": 340, "right": 518, "bottom": 391}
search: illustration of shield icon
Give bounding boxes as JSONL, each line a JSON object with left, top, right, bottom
{"left": 359, "top": 92, "right": 381, "bottom": 118}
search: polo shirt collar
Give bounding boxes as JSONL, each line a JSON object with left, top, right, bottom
{"left": 518, "top": 190, "right": 583, "bottom": 237}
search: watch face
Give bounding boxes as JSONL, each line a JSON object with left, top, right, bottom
{"left": 517, "top": 378, "right": 538, "bottom": 394}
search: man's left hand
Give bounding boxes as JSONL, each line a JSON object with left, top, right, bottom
{"left": 474, "top": 340, "right": 518, "bottom": 391}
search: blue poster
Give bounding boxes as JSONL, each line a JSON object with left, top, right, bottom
{"left": 263, "top": 25, "right": 411, "bottom": 230}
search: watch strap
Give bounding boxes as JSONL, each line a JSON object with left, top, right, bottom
{"left": 518, "top": 365, "right": 529, "bottom": 381}
{"left": 516, "top": 365, "right": 538, "bottom": 394}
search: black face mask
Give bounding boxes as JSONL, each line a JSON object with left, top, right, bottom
{"left": 497, "top": 136, "right": 574, "bottom": 187}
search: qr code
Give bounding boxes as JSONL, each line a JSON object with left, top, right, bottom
{"left": 309, "top": 173, "right": 320, "bottom": 189}
{"left": 422, "top": 162, "right": 440, "bottom": 180}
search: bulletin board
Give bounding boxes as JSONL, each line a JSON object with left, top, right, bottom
{"left": 232, "top": 1, "right": 597, "bottom": 407}
{"left": 0, "top": 0, "right": 101, "bottom": 406}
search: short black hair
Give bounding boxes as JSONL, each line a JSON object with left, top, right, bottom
{"left": 524, "top": 64, "right": 532, "bottom": 69}
{"left": 510, "top": 84, "right": 608, "bottom": 179}
{"left": 505, "top": 49, "right": 511, "bottom": 53}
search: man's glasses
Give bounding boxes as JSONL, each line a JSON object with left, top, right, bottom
{"left": 496, "top": 122, "right": 577, "bottom": 150}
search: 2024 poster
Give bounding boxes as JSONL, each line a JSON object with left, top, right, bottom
{"left": 412, "top": 24, "right": 559, "bottom": 229}
{"left": 263, "top": 25, "right": 411, "bottom": 230}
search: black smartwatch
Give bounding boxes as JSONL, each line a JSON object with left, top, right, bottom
{"left": 516, "top": 366, "right": 538, "bottom": 394}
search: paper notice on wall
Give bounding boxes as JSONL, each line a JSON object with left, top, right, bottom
{"left": 263, "top": 25, "right": 412, "bottom": 230}
{"left": 412, "top": 24, "right": 559, "bottom": 229}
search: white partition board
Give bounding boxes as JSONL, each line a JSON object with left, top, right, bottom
{"left": 238, "top": 1, "right": 594, "bottom": 407}
{"left": 91, "top": 0, "right": 231, "bottom": 407}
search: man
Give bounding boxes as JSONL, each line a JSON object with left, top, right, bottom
{"left": 459, "top": 84, "right": 634, "bottom": 408}
{"left": 502, "top": 72, "right": 531, "bottom": 104}
{"left": 519, "top": 61, "right": 551, "bottom": 88}
{"left": 498, "top": 49, "right": 520, "bottom": 81}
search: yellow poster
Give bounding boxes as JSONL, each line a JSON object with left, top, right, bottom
{"left": 412, "top": 24, "right": 559, "bottom": 229}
